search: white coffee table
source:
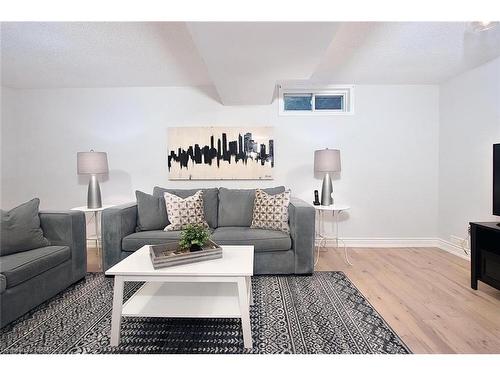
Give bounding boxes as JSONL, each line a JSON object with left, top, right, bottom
{"left": 105, "top": 245, "right": 254, "bottom": 348}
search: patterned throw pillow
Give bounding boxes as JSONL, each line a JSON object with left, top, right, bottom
{"left": 250, "top": 188, "right": 291, "bottom": 233}
{"left": 163, "top": 190, "right": 209, "bottom": 231}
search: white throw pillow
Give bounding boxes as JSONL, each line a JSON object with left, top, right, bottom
{"left": 163, "top": 190, "right": 209, "bottom": 231}
{"left": 250, "top": 188, "right": 291, "bottom": 233}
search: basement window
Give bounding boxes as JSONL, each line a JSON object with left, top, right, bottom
{"left": 279, "top": 85, "right": 354, "bottom": 115}
{"left": 315, "top": 95, "right": 343, "bottom": 110}
{"left": 283, "top": 94, "right": 313, "bottom": 111}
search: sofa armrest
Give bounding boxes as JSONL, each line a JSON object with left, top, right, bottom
{"left": 288, "top": 197, "right": 315, "bottom": 274}
{"left": 102, "top": 202, "right": 137, "bottom": 271}
{"left": 39, "top": 210, "right": 87, "bottom": 281}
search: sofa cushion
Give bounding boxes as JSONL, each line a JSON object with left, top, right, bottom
{"left": 122, "top": 230, "right": 183, "bottom": 252}
{"left": 212, "top": 227, "right": 291, "bottom": 252}
{"left": 153, "top": 187, "right": 218, "bottom": 229}
{"left": 1, "top": 198, "right": 50, "bottom": 256}
{"left": 0, "top": 246, "right": 70, "bottom": 289}
{"left": 218, "top": 186, "right": 285, "bottom": 227}
{"left": 135, "top": 190, "right": 169, "bottom": 231}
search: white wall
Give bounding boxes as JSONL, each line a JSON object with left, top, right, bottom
{"left": 1, "top": 84, "right": 440, "bottom": 239}
{"left": 438, "top": 57, "right": 500, "bottom": 243}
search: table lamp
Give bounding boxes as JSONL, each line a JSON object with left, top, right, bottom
{"left": 77, "top": 150, "right": 109, "bottom": 209}
{"left": 314, "top": 149, "right": 341, "bottom": 206}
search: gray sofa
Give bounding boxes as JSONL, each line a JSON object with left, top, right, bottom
{"left": 0, "top": 210, "right": 87, "bottom": 328}
{"left": 102, "top": 187, "right": 315, "bottom": 275}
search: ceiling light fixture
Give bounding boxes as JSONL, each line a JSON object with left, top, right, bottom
{"left": 470, "top": 21, "right": 500, "bottom": 33}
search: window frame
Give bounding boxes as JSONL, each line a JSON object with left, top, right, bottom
{"left": 278, "top": 85, "right": 355, "bottom": 116}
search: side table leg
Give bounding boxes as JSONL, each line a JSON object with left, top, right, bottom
{"left": 237, "top": 278, "right": 252, "bottom": 349}
{"left": 314, "top": 211, "right": 323, "bottom": 267}
{"left": 336, "top": 210, "right": 352, "bottom": 266}
{"left": 95, "top": 212, "right": 101, "bottom": 271}
{"left": 110, "top": 276, "right": 124, "bottom": 346}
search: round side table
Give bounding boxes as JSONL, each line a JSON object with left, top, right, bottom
{"left": 71, "top": 205, "right": 114, "bottom": 271}
{"left": 314, "top": 204, "right": 351, "bottom": 266}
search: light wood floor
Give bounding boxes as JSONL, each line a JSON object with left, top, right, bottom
{"left": 316, "top": 247, "right": 500, "bottom": 354}
{"left": 87, "top": 247, "right": 101, "bottom": 273}
{"left": 86, "top": 246, "right": 500, "bottom": 353}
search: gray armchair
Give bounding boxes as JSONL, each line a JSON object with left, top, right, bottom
{"left": 0, "top": 210, "right": 87, "bottom": 328}
{"left": 102, "top": 188, "right": 315, "bottom": 275}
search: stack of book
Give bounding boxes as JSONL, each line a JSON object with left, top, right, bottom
{"left": 149, "top": 240, "right": 223, "bottom": 269}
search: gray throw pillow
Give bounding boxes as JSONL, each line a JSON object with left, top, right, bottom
{"left": 218, "top": 186, "right": 285, "bottom": 227}
{"left": 0, "top": 198, "right": 50, "bottom": 256}
{"left": 135, "top": 190, "right": 169, "bottom": 231}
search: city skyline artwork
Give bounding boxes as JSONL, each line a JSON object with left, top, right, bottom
{"left": 167, "top": 127, "right": 274, "bottom": 180}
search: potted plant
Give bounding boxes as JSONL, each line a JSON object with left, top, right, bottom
{"left": 179, "top": 224, "right": 211, "bottom": 252}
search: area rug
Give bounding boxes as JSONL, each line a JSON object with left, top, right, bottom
{"left": 0, "top": 272, "right": 410, "bottom": 354}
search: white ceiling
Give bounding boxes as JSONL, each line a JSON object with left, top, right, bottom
{"left": 0, "top": 22, "right": 211, "bottom": 88}
{"left": 312, "top": 22, "right": 500, "bottom": 84}
{"left": 186, "top": 22, "right": 338, "bottom": 104}
{"left": 2, "top": 22, "right": 500, "bottom": 104}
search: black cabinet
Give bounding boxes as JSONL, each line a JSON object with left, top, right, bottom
{"left": 470, "top": 222, "right": 500, "bottom": 290}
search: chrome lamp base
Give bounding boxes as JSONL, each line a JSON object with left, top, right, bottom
{"left": 87, "top": 174, "right": 102, "bottom": 209}
{"left": 321, "top": 172, "right": 334, "bottom": 206}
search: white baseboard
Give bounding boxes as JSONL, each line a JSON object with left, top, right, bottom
{"left": 316, "top": 237, "right": 470, "bottom": 260}
{"left": 317, "top": 237, "right": 437, "bottom": 248}
{"left": 343, "top": 237, "right": 438, "bottom": 248}
{"left": 435, "top": 239, "right": 470, "bottom": 260}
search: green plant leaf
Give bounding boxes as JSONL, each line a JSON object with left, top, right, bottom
{"left": 178, "top": 224, "right": 211, "bottom": 250}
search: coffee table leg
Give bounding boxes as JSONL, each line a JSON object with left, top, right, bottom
{"left": 246, "top": 276, "right": 254, "bottom": 306}
{"left": 237, "top": 278, "right": 252, "bottom": 349}
{"left": 110, "top": 276, "right": 124, "bottom": 346}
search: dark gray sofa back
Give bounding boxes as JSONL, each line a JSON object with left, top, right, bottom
{"left": 152, "top": 187, "right": 219, "bottom": 229}
{"left": 218, "top": 186, "right": 285, "bottom": 227}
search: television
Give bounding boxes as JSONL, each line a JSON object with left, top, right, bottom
{"left": 494, "top": 144, "right": 500, "bottom": 216}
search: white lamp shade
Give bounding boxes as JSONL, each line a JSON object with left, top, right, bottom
{"left": 314, "top": 149, "right": 341, "bottom": 172}
{"left": 77, "top": 151, "right": 109, "bottom": 175}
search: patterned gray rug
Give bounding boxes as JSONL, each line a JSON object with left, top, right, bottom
{"left": 0, "top": 272, "right": 410, "bottom": 354}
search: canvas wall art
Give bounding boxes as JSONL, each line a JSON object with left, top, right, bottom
{"left": 167, "top": 127, "right": 274, "bottom": 180}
